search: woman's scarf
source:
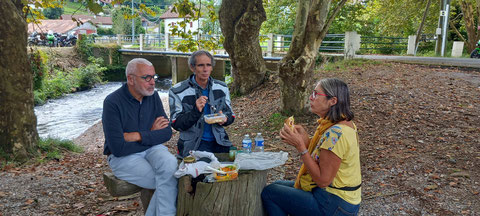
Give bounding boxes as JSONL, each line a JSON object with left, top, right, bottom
{"left": 294, "top": 118, "right": 335, "bottom": 189}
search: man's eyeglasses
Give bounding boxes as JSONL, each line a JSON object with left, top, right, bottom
{"left": 311, "top": 90, "right": 328, "bottom": 99}
{"left": 132, "top": 74, "right": 159, "bottom": 82}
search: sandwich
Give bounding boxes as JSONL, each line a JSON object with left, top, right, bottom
{"left": 285, "top": 116, "right": 295, "bottom": 130}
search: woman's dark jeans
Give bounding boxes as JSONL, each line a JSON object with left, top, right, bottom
{"left": 261, "top": 180, "right": 360, "bottom": 216}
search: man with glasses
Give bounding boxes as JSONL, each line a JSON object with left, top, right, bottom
{"left": 169, "top": 50, "right": 235, "bottom": 158}
{"left": 102, "top": 58, "right": 177, "bottom": 216}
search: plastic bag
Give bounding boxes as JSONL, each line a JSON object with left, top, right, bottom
{"left": 234, "top": 151, "right": 289, "bottom": 170}
{"left": 174, "top": 151, "right": 220, "bottom": 178}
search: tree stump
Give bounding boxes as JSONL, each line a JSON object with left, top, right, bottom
{"left": 177, "top": 164, "right": 268, "bottom": 216}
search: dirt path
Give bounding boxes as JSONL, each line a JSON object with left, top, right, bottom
{"left": 1, "top": 60, "right": 479, "bottom": 215}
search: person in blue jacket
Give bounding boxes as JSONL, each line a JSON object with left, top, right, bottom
{"left": 102, "top": 58, "right": 177, "bottom": 216}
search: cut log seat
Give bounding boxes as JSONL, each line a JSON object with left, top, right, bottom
{"left": 103, "top": 172, "right": 154, "bottom": 213}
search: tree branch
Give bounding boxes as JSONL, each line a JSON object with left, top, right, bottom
{"left": 449, "top": 20, "right": 467, "bottom": 43}
{"left": 318, "top": 0, "right": 347, "bottom": 41}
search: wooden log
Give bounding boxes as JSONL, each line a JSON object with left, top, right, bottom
{"left": 103, "top": 172, "right": 142, "bottom": 197}
{"left": 177, "top": 169, "right": 268, "bottom": 216}
{"left": 103, "top": 172, "right": 154, "bottom": 214}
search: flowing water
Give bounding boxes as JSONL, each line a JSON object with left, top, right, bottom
{"left": 34, "top": 79, "right": 171, "bottom": 140}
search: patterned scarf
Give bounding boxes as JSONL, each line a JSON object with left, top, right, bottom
{"left": 294, "top": 118, "right": 335, "bottom": 189}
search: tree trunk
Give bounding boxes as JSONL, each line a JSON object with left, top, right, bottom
{"left": 0, "top": 0, "right": 38, "bottom": 162}
{"left": 279, "top": 0, "right": 347, "bottom": 115}
{"left": 219, "top": 0, "right": 267, "bottom": 95}
{"left": 460, "top": 0, "right": 480, "bottom": 52}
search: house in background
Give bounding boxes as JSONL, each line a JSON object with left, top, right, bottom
{"left": 160, "top": 6, "right": 203, "bottom": 35}
{"left": 27, "top": 19, "right": 97, "bottom": 35}
{"left": 60, "top": 15, "right": 113, "bottom": 29}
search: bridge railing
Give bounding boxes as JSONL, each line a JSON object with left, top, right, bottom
{"left": 93, "top": 32, "right": 436, "bottom": 55}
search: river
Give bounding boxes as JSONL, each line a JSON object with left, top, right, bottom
{"left": 34, "top": 79, "right": 171, "bottom": 140}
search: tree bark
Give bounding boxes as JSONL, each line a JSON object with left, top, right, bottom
{"left": 279, "top": 0, "right": 347, "bottom": 115}
{"left": 460, "top": 0, "right": 480, "bottom": 52}
{"left": 219, "top": 0, "right": 267, "bottom": 95}
{"left": 0, "top": 0, "right": 38, "bottom": 162}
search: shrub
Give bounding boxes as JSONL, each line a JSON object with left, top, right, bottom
{"left": 29, "top": 49, "right": 48, "bottom": 91}
{"left": 73, "top": 57, "right": 106, "bottom": 90}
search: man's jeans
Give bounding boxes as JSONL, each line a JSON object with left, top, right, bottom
{"left": 261, "top": 180, "right": 360, "bottom": 216}
{"left": 108, "top": 144, "right": 178, "bottom": 216}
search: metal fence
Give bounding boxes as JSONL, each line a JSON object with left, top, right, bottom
{"left": 92, "top": 33, "right": 424, "bottom": 54}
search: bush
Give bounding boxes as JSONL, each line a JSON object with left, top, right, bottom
{"left": 29, "top": 49, "right": 48, "bottom": 91}
{"left": 74, "top": 57, "right": 106, "bottom": 90}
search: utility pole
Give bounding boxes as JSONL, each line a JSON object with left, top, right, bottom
{"left": 132, "top": 0, "right": 135, "bottom": 44}
{"left": 440, "top": 0, "right": 451, "bottom": 57}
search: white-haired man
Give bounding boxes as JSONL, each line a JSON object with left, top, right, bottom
{"left": 102, "top": 58, "right": 177, "bottom": 215}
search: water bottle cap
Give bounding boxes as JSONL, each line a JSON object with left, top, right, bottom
{"left": 257, "top": 133, "right": 261, "bottom": 135}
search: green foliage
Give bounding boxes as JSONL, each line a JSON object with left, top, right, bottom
{"left": 261, "top": 0, "right": 297, "bottom": 35}
{"left": 97, "top": 27, "right": 115, "bottom": 35}
{"left": 42, "top": 7, "right": 64, "bottom": 19}
{"left": 112, "top": 6, "right": 146, "bottom": 36}
{"left": 169, "top": 0, "right": 223, "bottom": 52}
{"left": 73, "top": 57, "right": 106, "bottom": 90}
{"left": 29, "top": 49, "right": 48, "bottom": 91}
{"left": 38, "top": 137, "right": 83, "bottom": 161}
{"left": 76, "top": 34, "right": 95, "bottom": 61}
{"left": 62, "top": 1, "right": 90, "bottom": 15}
{"left": 329, "top": 2, "right": 373, "bottom": 35}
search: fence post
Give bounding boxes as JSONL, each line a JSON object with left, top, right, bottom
{"left": 165, "top": 33, "right": 170, "bottom": 51}
{"left": 407, "top": 35, "right": 416, "bottom": 55}
{"left": 344, "top": 31, "right": 360, "bottom": 59}
{"left": 117, "top": 34, "right": 122, "bottom": 45}
{"left": 451, "top": 41, "right": 464, "bottom": 57}
{"left": 139, "top": 34, "right": 144, "bottom": 51}
{"left": 267, "top": 33, "right": 274, "bottom": 56}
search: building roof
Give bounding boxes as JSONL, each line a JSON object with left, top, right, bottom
{"left": 28, "top": 20, "right": 79, "bottom": 34}
{"left": 60, "top": 15, "right": 113, "bottom": 25}
{"left": 159, "top": 6, "right": 192, "bottom": 19}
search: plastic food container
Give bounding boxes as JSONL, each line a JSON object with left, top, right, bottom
{"left": 213, "top": 163, "right": 240, "bottom": 182}
{"left": 204, "top": 113, "right": 226, "bottom": 124}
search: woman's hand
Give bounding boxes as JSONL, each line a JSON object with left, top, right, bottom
{"left": 280, "top": 123, "right": 309, "bottom": 152}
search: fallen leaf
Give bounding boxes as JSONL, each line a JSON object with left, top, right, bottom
{"left": 25, "top": 199, "right": 34, "bottom": 205}
{"left": 424, "top": 184, "right": 438, "bottom": 191}
{"left": 73, "top": 203, "right": 85, "bottom": 209}
{"left": 449, "top": 182, "right": 457, "bottom": 186}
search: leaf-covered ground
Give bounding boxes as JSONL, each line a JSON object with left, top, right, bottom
{"left": 1, "top": 60, "right": 479, "bottom": 215}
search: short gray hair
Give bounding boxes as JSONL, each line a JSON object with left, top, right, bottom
{"left": 125, "top": 58, "right": 153, "bottom": 77}
{"left": 317, "top": 78, "right": 354, "bottom": 123}
{"left": 188, "top": 50, "right": 215, "bottom": 69}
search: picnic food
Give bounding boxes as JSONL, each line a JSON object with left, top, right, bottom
{"left": 214, "top": 164, "right": 239, "bottom": 182}
{"left": 285, "top": 116, "right": 295, "bottom": 130}
{"left": 204, "top": 113, "right": 226, "bottom": 124}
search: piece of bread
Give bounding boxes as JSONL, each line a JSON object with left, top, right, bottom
{"left": 285, "top": 116, "right": 295, "bottom": 130}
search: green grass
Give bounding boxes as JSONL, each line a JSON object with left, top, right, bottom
{"left": 267, "top": 112, "right": 288, "bottom": 132}
{"left": 38, "top": 137, "right": 83, "bottom": 161}
{"left": 63, "top": 1, "right": 90, "bottom": 15}
{"left": 322, "top": 59, "right": 386, "bottom": 72}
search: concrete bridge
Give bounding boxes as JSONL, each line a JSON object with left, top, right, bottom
{"left": 118, "top": 49, "right": 282, "bottom": 84}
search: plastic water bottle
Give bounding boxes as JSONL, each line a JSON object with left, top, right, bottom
{"left": 254, "top": 133, "right": 264, "bottom": 152}
{"left": 242, "top": 134, "right": 252, "bottom": 153}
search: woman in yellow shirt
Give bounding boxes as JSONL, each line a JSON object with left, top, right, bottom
{"left": 262, "top": 78, "right": 361, "bottom": 215}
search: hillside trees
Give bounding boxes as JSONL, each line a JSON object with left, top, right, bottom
{"left": 450, "top": 0, "right": 480, "bottom": 52}
{"left": 112, "top": 7, "right": 146, "bottom": 35}
{"left": 279, "top": 0, "right": 347, "bottom": 114}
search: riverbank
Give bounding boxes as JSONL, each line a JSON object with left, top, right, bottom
{"left": 1, "top": 60, "right": 479, "bottom": 215}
